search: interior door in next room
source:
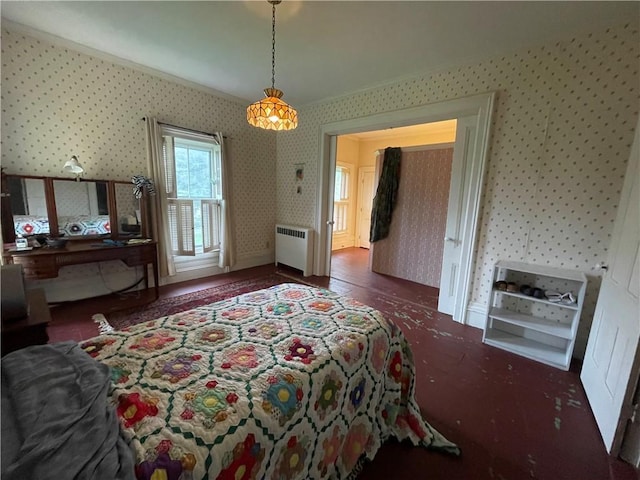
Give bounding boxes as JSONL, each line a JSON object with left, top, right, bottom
{"left": 357, "top": 166, "right": 376, "bottom": 249}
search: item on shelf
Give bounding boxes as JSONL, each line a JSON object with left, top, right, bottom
{"left": 15, "top": 235, "right": 29, "bottom": 250}
{"left": 102, "top": 239, "right": 126, "bottom": 247}
{"left": 531, "top": 287, "right": 546, "bottom": 299}
{"left": 506, "top": 282, "right": 519, "bottom": 292}
{"left": 546, "top": 291, "right": 577, "bottom": 304}
{"left": 520, "top": 285, "right": 533, "bottom": 296}
{"left": 45, "top": 237, "right": 68, "bottom": 248}
{"left": 494, "top": 280, "right": 507, "bottom": 291}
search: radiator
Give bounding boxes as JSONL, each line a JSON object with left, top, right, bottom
{"left": 275, "top": 224, "right": 313, "bottom": 276}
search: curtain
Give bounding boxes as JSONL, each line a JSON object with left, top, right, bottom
{"left": 369, "top": 146, "right": 401, "bottom": 242}
{"left": 216, "top": 133, "right": 236, "bottom": 269}
{"left": 144, "top": 117, "right": 176, "bottom": 277}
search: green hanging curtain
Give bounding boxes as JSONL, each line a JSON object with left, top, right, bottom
{"left": 369, "top": 147, "right": 401, "bottom": 242}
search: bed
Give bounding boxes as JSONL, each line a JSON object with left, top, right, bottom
{"left": 2, "top": 283, "right": 457, "bottom": 479}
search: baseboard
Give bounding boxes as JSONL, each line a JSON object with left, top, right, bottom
{"left": 162, "top": 250, "right": 274, "bottom": 286}
{"left": 233, "top": 249, "right": 274, "bottom": 271}
{"left": 466, "top": 301, "right": 488, "bottom": 330}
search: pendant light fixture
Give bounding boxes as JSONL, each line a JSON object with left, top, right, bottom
{"left": 247, "top": 0, "right": 298, "bottom": 131}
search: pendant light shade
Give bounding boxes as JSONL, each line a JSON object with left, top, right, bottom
{"left": 247, "top": 1, "right": 298, "bottom": 131}
{"left": 247, "top": 87, "right": 298, "bottom": 131}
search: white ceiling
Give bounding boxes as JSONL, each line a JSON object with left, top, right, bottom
{"left": 1, "top": 1, "right": 638, "bottom": 108}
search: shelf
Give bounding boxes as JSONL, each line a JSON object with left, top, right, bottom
{"left": 485, "top": 261, "right": 587, "bottom": 371}
{"left": 495, "top": 260, "right": 587, "bottom": 283}
{"left": 489, "top": 307, "right": 573, "bottom": 339}
{"left": 492, "top": 289, "right": 579, "bottom": 310}
{"left": 483, "top": 329, "right": 569, "bottom": 369}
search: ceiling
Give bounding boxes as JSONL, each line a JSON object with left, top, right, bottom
{"left": 1, "top": 1, "right": 638, "bottom": 108}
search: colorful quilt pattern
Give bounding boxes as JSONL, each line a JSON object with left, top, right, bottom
{"left": 58, "top": 214, "right": 111, "bottom": 236}
{"left": 13, "top": 215, "right": 110, "bottom": 236}
{"left": 13, "top": 215, "right": 50, "bottom": 235}
{"left": 82, "top": 283, "right": 457, "bottom": 480}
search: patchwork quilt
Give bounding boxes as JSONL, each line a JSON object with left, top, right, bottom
{"left": 58, "top": 214, "right": 111, "bottom": 236}
{"left": 13, "top": 215, "right": 50, "bottom": 235}
{"left": 14, "top": 214, "right": 110, "bottom": 236}
{"left": 82, "top": 283, "right": 457, "bottom": 479}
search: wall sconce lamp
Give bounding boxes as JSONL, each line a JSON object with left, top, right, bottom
{"left": 63, "top": 155, "right": 84, "bottom": 181}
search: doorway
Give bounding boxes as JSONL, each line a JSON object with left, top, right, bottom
{"left": 315, "top": 93, "right": 495, "bottom": 325}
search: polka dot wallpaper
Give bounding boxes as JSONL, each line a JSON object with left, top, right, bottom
{"left": 1, "top": 28, "right": 277, "bottom": 261}
{"left": 53, "top": 180, "right": 100, "bottom": 216}
{"left": 276, "top": 23, "right": 638, "bottom": 355}
{"left": 1, "top": 23, "right": 638, "bottom": 356}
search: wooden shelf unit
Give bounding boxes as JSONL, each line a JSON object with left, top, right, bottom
{"left": 483, "top": 260, "right": 587, "bottom": 370}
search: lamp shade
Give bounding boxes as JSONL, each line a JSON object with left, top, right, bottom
{"left": 247, "top": 88, "right": 298, "bottom": 131}
{"left": 63, "top": 156, "right": 84, "bottom": 175}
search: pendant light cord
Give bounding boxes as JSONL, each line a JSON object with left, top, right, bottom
{"left": 271, "top": 1, "right": 277, "bottom": 90}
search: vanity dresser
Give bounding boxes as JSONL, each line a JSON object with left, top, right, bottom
{"left": 1, "top": 173, "right": 159, "bottom": 301}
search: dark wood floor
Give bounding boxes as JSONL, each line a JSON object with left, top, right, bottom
{"left": 45, "top": 246, "right": 636, "bottom": 480}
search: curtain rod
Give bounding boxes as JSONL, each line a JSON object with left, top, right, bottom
{"left": 141, "top": 117, "right": 228, "bottom": 139}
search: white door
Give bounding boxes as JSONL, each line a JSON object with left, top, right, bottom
{"left": 357, "top": 167, "right": 376, "bottom": 249}
{"left": 438, "top": 115, "right": 475, "bottom": 318}
{"left": 581, "top": 118, "right": 640, "bottom": 454}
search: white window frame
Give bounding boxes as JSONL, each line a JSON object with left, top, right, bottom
{"left": 160, "top": 127, "right": 222, "bottom": 272}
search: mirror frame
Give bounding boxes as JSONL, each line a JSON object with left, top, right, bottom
{"left": 1, "top": 173, "right": 147, "bottom": 243}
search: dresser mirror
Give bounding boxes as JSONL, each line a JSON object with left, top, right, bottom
{"left": 113, "top": 182, "right": 142, "bottom": 238}
{"left": 2, "top": 174, "right": 146, "bottom": 243}
{"left": 8, "top": 176, "right": 51, "bottom": 236}
{"left": 53, "top": 179, "right": 110, "bottom": 237}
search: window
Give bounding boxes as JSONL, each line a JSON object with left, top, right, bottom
{"left": 162, "top": 134, "right": 222, "bottom": 257}
{"left": 333, "top": 165, "right": 350, "bottom": 234}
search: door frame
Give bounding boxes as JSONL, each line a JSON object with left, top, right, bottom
{"left": 314, "top": 92, "right": 495, "bottom": 325}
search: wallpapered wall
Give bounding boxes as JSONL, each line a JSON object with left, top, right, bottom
{"left": 1, "top": 24, "right": 638, "bottom": 354}
{"left": 1, "top": 30, "right": 277, "bottom": 252}
{"left": 54, "top": 181, "right": 100, "bottom": 216}
{"left": 276, "top": 23, "right": 639, "bottom": 356}
{"left": 1, "top": 27, "right": 277, "bottom": 299}
{"left": 371, "top": 147, "right": 453, "bottom": 288}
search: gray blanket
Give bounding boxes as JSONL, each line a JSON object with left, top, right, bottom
{"left": 1, "top": 341, "right": 135, "bottom": 480}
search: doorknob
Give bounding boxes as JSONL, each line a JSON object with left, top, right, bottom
{"left": 327, "top": 220, "right": 335, "bottom": 226}
{"left": 444, "top": 236, "right": 459, "bottom": 243}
